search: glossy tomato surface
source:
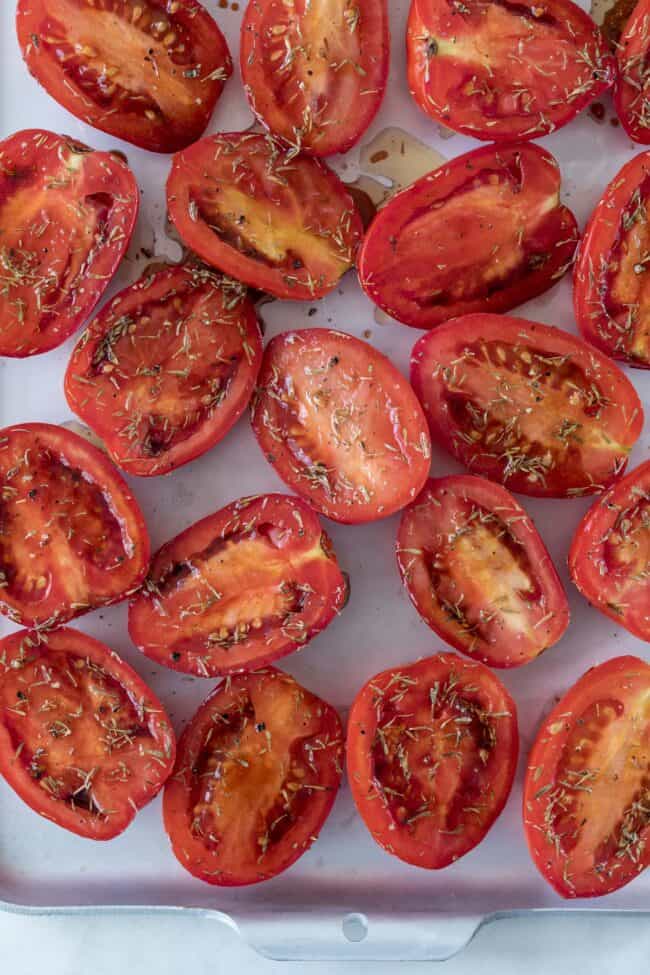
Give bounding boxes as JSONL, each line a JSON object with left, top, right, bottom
{"left": 0, "top": 423, "right": 149, "bottom": 628}
{"left": 16, "top": 0, "right": 232, "bottom": 153}
{"left": 524, "top": 655, "right": 650, "bottom": 898}
{"left": 615, "top": 0, "right": 650, "bottom": 143}
{"left": 0, "top": 129, "right": 137, "bottom": 357}
{"left": 0, "top": 627, "right": 175, "bottom": 839}
{"left": 251, "top": 329, "right": 432, "bottom": 523}
{"left": 64, "top": 265, "right": 262, "bottom": 476}
{"left": 357, "top": 143, "right": 578, "bottom": 330}
{"left": 411, "top": 314, "right": 643, "bottom": 497}
{"left": 397, "top": 476, "right": 569, "bottom": 667}
{"left": 163, "top": 667, "right": 343, "bottom": 885}
{"left": 347, "top": 652, "right": 518, "bottom": 869}
{"left": 166, "top": 132, "right": 363, "bottom": 300}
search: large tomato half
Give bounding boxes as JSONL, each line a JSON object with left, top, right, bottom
{"left": 615, "top": 0, "right": 650, "bottom": 144}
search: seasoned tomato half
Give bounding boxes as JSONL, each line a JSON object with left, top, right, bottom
{"left": 240, "top": 0, "right": 389, "bottom": 156}
{"left": 166, "top": 132, "right": 363, "bottom": 301}
{"left": 64, "top": 265, "right": 262, "bottom": 476}
{"left": 0, "top": 423, "right": 149, "bottom": 628}
{"left": 129, "top": 493, "right": 348, "bottom": 676}
{"left": 0, "top": 627, "right": 175, "bottom": 840}
{"left": 406, "top": 0, "right": 614, "bottom": 142}
{"left": 524, "top": 655, "right": 650, "bottom": 898}
{"left": 357, "top": 143, "right": 578, "bottom": 330}
{"left": 347, "top": 652, "right": 518, "bottom": 869}
{"left": 397, "top": 476, "right": 569, "bottom": 668}
{"left": 615, "top": 0, "right": 650, "bottom": 144}
{"left": 163, "top": 667, "right": 343, "bottom": 885}
{"left": 0, "top": 129, "right": 137, "bottom": 358}
{"left": 569, "top": 461, "right": 650, "bottom": 642}
{"left": 411, "top": 314, "right": 643, "bottom": 498}
{"left": 574, "top": 152, "right": 650, "bottom": 368}
{"left": 16, "top": 0, "right": 232, "bottom": 153}
{"left": 251, "top": 329, "right": 432, "bottom": 523}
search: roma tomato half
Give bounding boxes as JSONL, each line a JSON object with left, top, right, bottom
{"left": 615, "top": 0, "right": 650, "bottom": 143}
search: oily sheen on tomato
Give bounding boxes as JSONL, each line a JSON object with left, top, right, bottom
{"left": 411, "top": 314, "right": 643, "bottom": 498}
{"left": 397, "top": 476, "right": 569, "bottom": 668}
{"left": 129, "top": 493, "right": 348, "bottom": 675}
{"left": 240, "top": 0, "right": 389, "bottom": 156}
{"left": 347, "top": 653, "right": 518, "bottom": 869}
{"left": 357, "top": 143, "right": 578, "bottom": 330}
{"left": 0, "top": 627, "right": 175, "bottom": 840}
{"left": 406, "top": 0, "right": 614, "bottom": 141}
{"left": 251, "top": 329, "right": 432, "bottom": 523}
{"left": 0, "top": 129, "right": 137, "bottom": 357}
{"left": 163, "top": 668, "right": 343, "bottom": 885}
{"left": 16, "top": 0, "right": 232, "bottom": 153}
{"left": 65, "top": 265, "right": 262, "bottom": 476}
{"left": 615, "top": 0, "right": 650, "bottom": 143}
{"left": 0, "top": 423, "right": 149, "bottom": 628}
{"left": 574, "top": 152, "right": 650, "bottom": 368}
{"left": 524, "top": 655, "right": 650, "bottom": 898}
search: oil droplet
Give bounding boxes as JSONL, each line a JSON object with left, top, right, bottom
{"left": 373, "top": 307, "right": 399, "bottom": 327}
{"left": 589, "top": 102, "right": 606, "bottom": 123}
{"left": 359, "top": 127, "right": 447, "bottom": 204}
{"left": 592, "top": 0, "right": 635, "bottom": 44}
{"left": 61, "top": 421, "right": 108, "bottom": 455}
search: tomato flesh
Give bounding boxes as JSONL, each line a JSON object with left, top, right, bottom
{"left": 615, "top": 0, "right": 650, "bottom": 144}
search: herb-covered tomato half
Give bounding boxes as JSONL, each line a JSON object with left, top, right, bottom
{"left": 397, "top": 476, "right": 569, "bottom": 668}
{"left": 357, "top": 143, "right": 578, "bottom": 330}
{"left": 574, "top": 152, "right": 650, "bottom": 368}
{"left": 0, "top": 423, "right": 149, "bottom": 628}
{"left": 0, "top": 627, "right": 175, "bottom": 840}
{"left": 615, "top": 0, "right": 650, "bottom": 143}
{"left": 524, "top": 655, "right": 650, "bottom": 898}
{"left": 347, "top": 653, "right": 518, "bottom": 869}
{"left": 129, "top": 493, "right": 348, "bottom": 676}
{"left": 163, "top": 667, "right": 343, "bottom": 885}
{"left": 411, "top": 314, "right": 643, "bottom": 498}
{"left": 406, "top": 0, "right": 614, "bottom": 141}
{"left": 166, "top": 133, "right": 363, "bottom": 300}
{"left": 64, "top": 266, "right": 262, "bottom": 477}
{"left": 569, "top": 460, "right": 650, "bottom": 642}
{"left": 251, "top": 329, "right": 432, "bottom": 523}
{"left": 0, "top": 129, "right": 137, "bottom": 358}
{"left": 16, "top": 0, "right": 232, "bottom": 153}
{"left": 240, "top": 0, "right": 389, "bottom": 156}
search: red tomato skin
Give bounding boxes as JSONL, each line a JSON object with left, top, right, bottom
{"left": 0, "top": 627, "right": 176, "bottom": 840}
{"left": 615, "top": 0, "right": 650, "bottom": 144}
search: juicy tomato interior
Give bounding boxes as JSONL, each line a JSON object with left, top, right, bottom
{"left": 163, "top": 668, "right": 343, "bottom": 885}
{"left": 615, "top": 0, "right": 650, "bottom": 144}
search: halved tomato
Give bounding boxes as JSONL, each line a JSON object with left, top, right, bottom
{"left": 0, "top": 423, "right": 149, "bottom": 628}
{"left": 406, "top": 0, "right": 614, "bottom": 141}
{"left": 0, "top": 627, "right": 175, "bottom": 840}
{"left": 129, "top": 493, "right": 348, "bottom": 675}
{"left": 251, "top": 329, "right": 432, "bottom": 523}
{"left": 569, "top": 460, "right": 650, "bottom": 642}
{"left": 357, "top": 143, "right": 578, "bottom": 330}
{"left": 574, "top": 152, "right": 650, "bottom": 368}
{"left": 615, "top": 0, "right": 650, "bottom": 144}
{"left": 397, "top": 476, "right": 569, "bottom": 667}
{"left": 64, "top": 265, "right": 262, "bottom": 477}
{"left": 411, "top": 314, "right": 643, "bottom": 498}
{"left": 240, "top": 0, "right": 389, "bottom": 156}
{"left": 16, "top": 0, "right": 232, "bottom": 153}
{"left": 166, "top": 132, "right": 363, "bottom": 300}
{"left": 163, "top": 667, "right": 343, "bottom": 885}
{"left": 0, "top": 129, "right": 137, "bottom": 358}
{"left": 347, "top": 652, "right": 518, "bottom": 869}
{"left": 524, "top": 655, "right": 650, "bottom": 898}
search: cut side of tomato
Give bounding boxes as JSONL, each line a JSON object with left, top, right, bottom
{"left": 615, "top": 0, "right": 650, "bottom": 144}
{"left": 357, "top": 143, "right": 578, "bottom": 330}
{"left": 0, "top": 423, "right": 149, "bottom": 628}
{"left": 163, "top": 667, "right": 343, "bottom": 885}
{"left": 16, "top": 0, "right": 232, "bottom": 153}
{"left": 0, "top": 627, "right": 175, "bottom": 840}
{"left": 397, "top": 476, "right": 569, "bottom": 668}
{"left": 251, "top": 329, "right": 432, "bottom": 523}
{"left": 240, "top": 0, "right": 389, "bottom": 156}
{"left": 411, "top": 314, "right": 643, "bottom": 498}
{"left": 524, "top": 655, "right": 650, "bottom": 898}
{"left": 166, "top": 132, "right": 363, "bottom": 301}
{"left": 347, "top": 652, "right": 518, "bottom": 869}
{"left": 129, "top": 493, "right": 348, "bottom": 676}
{"left": 0, "top": 129, "right": 138, "bottom": 358}
{"left": 407, "top": 0, "right": 615, "bottom": 141}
